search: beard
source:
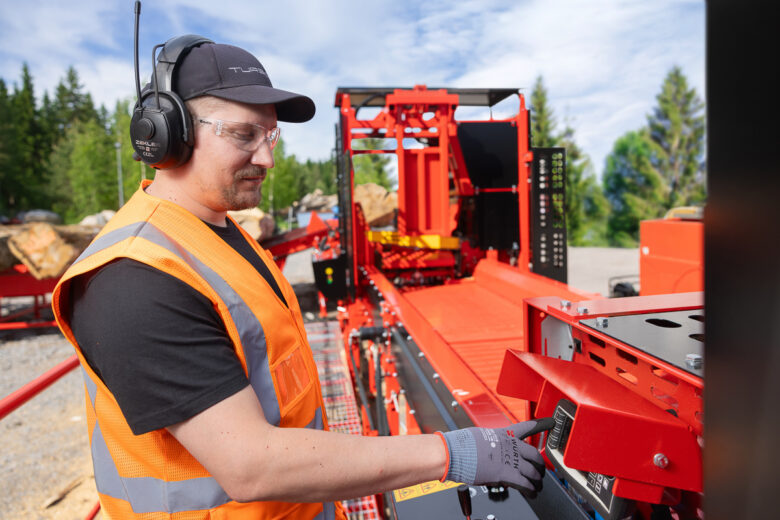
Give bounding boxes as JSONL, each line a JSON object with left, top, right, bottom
{"left": 222, "top": 166, "right": 266, "bottom": 211}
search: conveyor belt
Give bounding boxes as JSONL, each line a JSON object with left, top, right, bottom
{"left": 402, "top": 282, "right": 528, "bottom": 421}
{"left": 306, "top": 320, "right": 381, "bottom": 520}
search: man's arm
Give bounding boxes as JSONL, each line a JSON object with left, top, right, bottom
{"left": 167, "top": 385, "right": 447, "bottom": 503}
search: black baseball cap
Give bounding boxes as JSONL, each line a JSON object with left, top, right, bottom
{"left": 174, "top": 42, "right": 315, "bottom": 123}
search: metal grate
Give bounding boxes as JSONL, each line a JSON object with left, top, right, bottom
{"left": 306, "top": 321, "right": 381, "bottom": 519}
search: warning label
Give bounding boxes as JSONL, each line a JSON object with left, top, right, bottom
{"left": 393, "top": 480, "right": 461, "bottom": 502}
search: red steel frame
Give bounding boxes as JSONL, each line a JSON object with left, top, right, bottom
{"left": 336, "top": 86, "right": 534, "bottom": 288}
{"left": 328, "top": 85, "right": 703, "bottom": 518}
{"left": 497, "top": 292, "right": 703, "bottom": 510}
{"left": 260, "top": 212, "right": 339, "bottom": 270}
{"left": 0, "top": 264, "right": 59, "bottom": 330}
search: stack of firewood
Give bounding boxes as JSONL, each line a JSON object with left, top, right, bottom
{"left": 0, "top": 223, "right": 100, "bottom": 279}
{"left": 1, "top": 207, "right": 276, "bottom": 280}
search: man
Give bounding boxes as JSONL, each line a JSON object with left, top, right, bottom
{"left": 52, "top": 40, "right": 551, "bottom": 519}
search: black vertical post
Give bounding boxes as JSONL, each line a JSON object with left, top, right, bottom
{"left": 705, "top": 1, "right": 779, "bottom": 518}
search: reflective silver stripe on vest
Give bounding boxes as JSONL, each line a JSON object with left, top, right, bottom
{"left": 90, "top": 420, "right": 230, "bottom": 513}
{"left": 75, "top": 221, "right": 281, "bottom": 426}
{"left": 72, "top": 219, "right": 327, "bottom": 512}
{"left": 82, "top": 368, "right": 97, "bottom": 408}
{"left": 306, "top": 407, "right": 323, "bottom": 430}
{"left": 314, "top": 502, "right": 337, "bottom": 520}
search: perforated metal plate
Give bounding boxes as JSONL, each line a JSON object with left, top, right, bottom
{"left": 580, "top": 310, "right": 704, "bottom": 376}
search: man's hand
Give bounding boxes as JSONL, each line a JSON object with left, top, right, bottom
{"left": 439, "top": 418, "right": 555, "bottom": 499}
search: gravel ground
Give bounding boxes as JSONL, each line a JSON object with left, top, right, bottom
{"left": 0, "top": 317, "right": 97, "bottom": 519}
{"left": 0, "top": 247, "right": 636, "bottom": 518}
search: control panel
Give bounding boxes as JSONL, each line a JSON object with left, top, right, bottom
{"left": 545, "top": 399, "right": 634, "bottom": 520}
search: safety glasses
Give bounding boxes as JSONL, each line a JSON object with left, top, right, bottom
{"left": 197, "top": 117, "right": 281, "bottom": 152}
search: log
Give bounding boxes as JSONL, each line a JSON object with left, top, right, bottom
{"left": 228, "top": 208, "right": 275, "bottom": 242}
{"left": 0, "top": 227, "right": 21, "bottom": 273}
{"left": 354, "top": 183, "right": 397, "bottom": 228}
{"left": 5, "top": 223, "right": 99, "bottom": 280}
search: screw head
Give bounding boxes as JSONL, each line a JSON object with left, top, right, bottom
{"left": 653, "top": 453, "right": 669, "bottom": 469}
{"left": 432, "top": 373, "right": 440, "bottom": 380}
{"left": 577, "top": 306, "right": 589, "bottom": 314}
{"left": 685, "top": 353, "right": 703, "bottom": 369}
{"left": 451, "top": 400, "right": 458, "bottom": 408}
{"left": 597, "top": 317, "right": 608, "bottom": 328}
{"left": 418, "top": 351, "right": 425, "bottom": 358}
{"left": 561, "top": 300, "right": 572, "bottom": 309}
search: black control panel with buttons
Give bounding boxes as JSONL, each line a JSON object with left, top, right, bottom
{"left": 544, "top": 399, "right": 634, "bottom": 520}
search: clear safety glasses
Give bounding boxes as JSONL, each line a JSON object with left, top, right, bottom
{"left": 197, "top": 117, "right": 281, "bottom": 152}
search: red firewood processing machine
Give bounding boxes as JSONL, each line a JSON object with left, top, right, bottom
{"left": 267, "top": 85, "right": 703, "bottom": 519}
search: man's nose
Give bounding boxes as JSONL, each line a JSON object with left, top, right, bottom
{"left": 251, "top": 143, "right": 275, "bottom": 169}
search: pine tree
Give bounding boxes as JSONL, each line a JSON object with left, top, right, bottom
{"left": 530, "top": 76, "right": 607, "bottom": 245}
{"left": 530, "top": 76, "right": 557, "bottom": 148}
{"left": 0, "top": 79, "right": 14, "bottom": 215}
{"left": 646, "top": 66, "right": 706, "bottom": 208}
{"left": 603, "top": 130, "right": 667, "bottom": 247}
{"left": 51, "top": 67, "right": 99, "bottom": 140}
{"left": 7, "top": 64, "right": 47, "bottom": 212}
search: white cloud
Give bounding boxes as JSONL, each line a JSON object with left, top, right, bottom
{"left": 0, "top": 0, "right": 705, "bottom": 177}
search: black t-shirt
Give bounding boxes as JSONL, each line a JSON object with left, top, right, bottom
{"left": 69, "top": 219, "right": 287, "bottom": 435}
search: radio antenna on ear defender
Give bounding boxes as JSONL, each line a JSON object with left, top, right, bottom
{"left": 133, "top": 1, "right": 143, "bottom": 107}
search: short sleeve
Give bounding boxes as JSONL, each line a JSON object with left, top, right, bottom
{"left": 68, "top": 258, "right": 249, "bottom": 435}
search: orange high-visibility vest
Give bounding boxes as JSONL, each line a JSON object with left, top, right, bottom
{"left": 52, "top": 181, "right": 345, "bottom": 520}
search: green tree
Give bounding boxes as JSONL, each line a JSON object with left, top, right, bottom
{"left": 603, "top": 130, "right": 667, "bottom": 247}
{"left": 50, "top": 67, "right": 99, "bottom": 140}
{"left": 6, "top": 64, "right": 48, "bottom": 212}
{"left": 580, "top": 175, "right": 610, "bottom": 246}
{"left": 646, "top": 66, "right": 706, "bottom": 207}
{"left": 112, "top": 98, "right": 144, "bottom": 201}
{"left": 60, "top": 119, "right": 118, "bottom": 222}
{"left": 530, "top": 76, "right": 557, "bottom": 148}
{"left": 45, "top": 68, "right": 107, "bottom": 218}
{"left": 261, "top": 138, "right": 299, "bottom": 217}
{"left": 352, "top": 138, "right": 392, "bottom": 189}
{"left": 0, "top": 79, "right": 14, "bottom": 215}
{"left": 530, "top": 76, "right": 607, "bottom": 245}
{"left": 299, "top": 157, "right": 336, "bottom": 196}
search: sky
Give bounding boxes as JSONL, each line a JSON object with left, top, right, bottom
{"left": 0, "top": 0, "right": 705, "bottom": 178}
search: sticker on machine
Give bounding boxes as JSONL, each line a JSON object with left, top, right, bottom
{"left": 393, "top": 480, "right": 462, "bottom": 502}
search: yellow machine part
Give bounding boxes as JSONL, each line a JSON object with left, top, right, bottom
{"left": 367, "top": 231, "right": 460, "bottom": 250}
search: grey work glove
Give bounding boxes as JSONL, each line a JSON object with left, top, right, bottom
{"left": 439, "top": 418, "right": 555, "bottom": 499}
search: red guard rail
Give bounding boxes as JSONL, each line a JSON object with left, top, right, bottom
{"left": 0, "top": 353, "right": 101, "bottom": 518}
{"left": 0, "top": 354, "right": 79, "bottom": 420}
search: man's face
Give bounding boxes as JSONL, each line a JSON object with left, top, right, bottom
{"left": 185, "top": 100, "right": 277, "bottom": 213}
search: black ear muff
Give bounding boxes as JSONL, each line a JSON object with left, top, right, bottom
{"left": 130, "top": 33, "right": 212, "bottom": 170}
{"left": 130, "top": 89, "right": 194, "bottom": 169}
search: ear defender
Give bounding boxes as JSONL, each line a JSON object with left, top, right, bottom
{"left": 130, "top": 89, "right": 193, "bottom": 170}
{"left": 129, "top": 28, "right": 213, "bottom": 169}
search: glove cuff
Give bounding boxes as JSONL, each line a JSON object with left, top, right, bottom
{"left": 433, "top": 432, "right": 449, "bottom": 482}
{"left": 440, "top": 429, "right": 478, "bottom": 484}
